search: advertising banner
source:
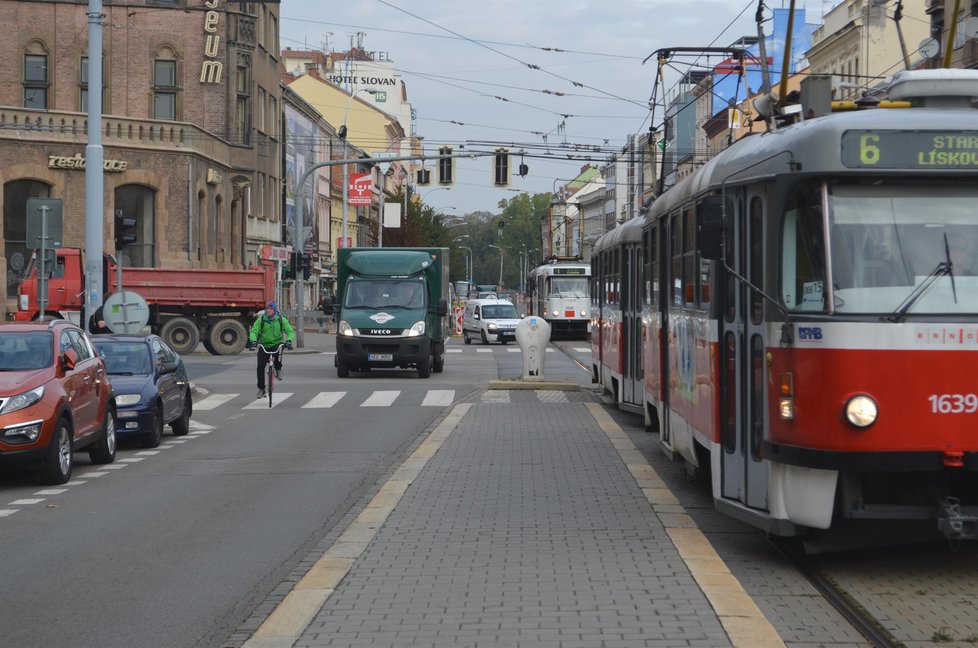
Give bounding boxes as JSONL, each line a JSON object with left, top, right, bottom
{"left": 348, "top": 173, "right": 372, "bottom": 206}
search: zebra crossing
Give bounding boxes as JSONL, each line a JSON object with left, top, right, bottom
{"left": 193, "top": 386, "right": 580, "bottom": 411}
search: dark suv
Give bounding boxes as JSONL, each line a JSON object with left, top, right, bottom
{"left": 0, "top": 320, "right": 117, "bottom": 484}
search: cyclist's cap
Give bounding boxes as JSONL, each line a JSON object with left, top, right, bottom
{"left": 267, "top": 300, "right": 277, "bottom": 313}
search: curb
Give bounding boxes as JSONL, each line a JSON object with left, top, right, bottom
{"left": 487, "top": 378, "right": 580, "bottom": 391}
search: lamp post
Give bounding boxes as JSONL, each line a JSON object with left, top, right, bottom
{"left": 340, "top": 88, "right": 377, "bottom": 249}
{"left": 453, "top": 235, "right": 472, "bottom": 288}
{"left": 488, "top": 244, "right": 504, "bottom": 289}
{"left": 422, "top": 187, "right": 451, "bottom": 203}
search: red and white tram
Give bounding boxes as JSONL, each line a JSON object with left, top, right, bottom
{"left": 592, "top": 69, "right": 978, "bottom": 540}
{"left": 525, "top": 260, "right": 591, "bottom": 338}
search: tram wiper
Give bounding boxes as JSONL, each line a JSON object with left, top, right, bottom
{"left": 887, "top": 261, "right": 957, "bottom": 322}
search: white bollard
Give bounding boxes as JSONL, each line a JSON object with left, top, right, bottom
{"left": 515, "top": 316, "right": 551, "bottom": 379}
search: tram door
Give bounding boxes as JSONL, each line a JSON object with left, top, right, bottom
{"left": 719, "top": 193, "right": 769, "bottom": 510}
{"left": 621, "top": 244, "right": 642, "bottom": 407}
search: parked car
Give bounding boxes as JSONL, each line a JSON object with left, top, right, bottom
{"left": 92, "top": 334, "right": 192, "bottom": 448}
{"left": 0, "top": 320, "right": 117, "bottom": 484}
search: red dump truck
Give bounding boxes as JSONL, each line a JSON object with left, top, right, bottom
{"left": 14, "top": 248, "right": 275, "bottom": 355}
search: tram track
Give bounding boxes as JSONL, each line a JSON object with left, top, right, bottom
{"left": 770, "top": 538, "right": 905, "bottom": 648}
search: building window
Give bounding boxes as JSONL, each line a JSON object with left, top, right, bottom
{"left": 153, "top": 59, "right": 177, "bottom": 120}
{"left": 24, "top": 54, "right": 48, "bottom": 109}
{"left": 257, "top": 86, "right": 267, "bottom": 133}
{"left": 114, "top": 185, "right": 157, "bottom": 268}
{"left": 80, "top": 56, "right": 108, "bottom": 112}
{"left": 235, "top": 65, "right": 250, "bottom": 144}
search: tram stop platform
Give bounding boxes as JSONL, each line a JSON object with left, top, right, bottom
{"left": 233, "top": 337, "right": 786, "bottom": 648}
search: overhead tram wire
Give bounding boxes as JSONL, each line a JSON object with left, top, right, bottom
{"left": 277, "top": 20, "right": 643, "bottom": 60}
{"left": 375, "top": 0, "right": 652, "bottom": 111}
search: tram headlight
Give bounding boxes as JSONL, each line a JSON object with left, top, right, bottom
{"left": 844, "top": 394, "right": 878, "bottom": 428}
{"left": 552, "top": 309, "right": 559, "bottom": 317}
{"left": 580, "top": 309, "right": 587, "bottom": 317}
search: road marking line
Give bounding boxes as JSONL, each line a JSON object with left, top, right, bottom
{"left": 244, "top": 393, "right": 293, "bottom": 409}
{"left": 584, "top": 403, "right": 786, "bottom": 648}
{"left": 119, "top": 457, "right": 145, "bottom": 463}
{"left": 194, "top": 393, "right": 237, "bottom": 410}
{"left": 446, "top": 349, "right": 463, "bottom": 353}
{"left": 421, "top": 390, "right": 455, "bottom": 407}
{"left": 301, "top": 392, "right": 346, "bottom": 409}
{"left": 476, "top": 348, "right": 492, "bottom": 353}
{"left": 361, "top": 390, "right": 399, "bottom": 407}
{"left": 9, "top": 499, "right": 44, "bottom": 506}
{"left": 136, "top": 451, "right": 160, "bottom": 456}
{"left": 573, "top": 347, "right": 590, "bottom": 352}
{"left": 81, "top": 471, "right": 109, "bottom": 477}
{"left": 244, "top": 403, "right": 471, "bottom": 648}
{"left": 0, "top": 510, "right": 18, "bottom": 517}
{"left": 506, "top": 348, "right": 521, "bottom": 352}
{"left": 100, "top": 465, "right": 127, "bottom": 469}
{"left": 34, "top": 489, "right": 69, "bottom": 495}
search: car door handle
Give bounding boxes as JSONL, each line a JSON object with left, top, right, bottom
{"left": 82, "top": 375, "right": 92, "bottom": 381}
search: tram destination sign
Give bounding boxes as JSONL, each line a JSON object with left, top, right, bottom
{"left": 842, "top": 130, "right": 978, "bottom": 169}
{"left": 553, "top": 267, "right": 586, "bottom": 275}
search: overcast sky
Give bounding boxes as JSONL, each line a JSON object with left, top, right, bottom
{"left": 280, "top": 0, "right": 833, "bottom": 215}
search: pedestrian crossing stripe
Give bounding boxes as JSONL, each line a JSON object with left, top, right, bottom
{"left": 361, "top": 390, "right": 399, "bottom": 407}
{"left": 194, "top": 394, "right": 237, "bottom": 411}
{"left": 244, "top": 392, "right": 293, "bottom": 409}
{"left": 301, "top": 391, "right": 347, "bottom": 408}
{"left": 421, "top": 390, "right": 454, "bottom": 407}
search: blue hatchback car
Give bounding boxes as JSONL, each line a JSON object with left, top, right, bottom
{"left": 92, "top": 334, "right": 192, "bottom": 448}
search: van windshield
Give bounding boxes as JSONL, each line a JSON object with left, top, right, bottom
{"left": 482, "top": 305, "right": 519, "bottom": 319}
{"left": 344, "top": 279, "right": 425, "bottom": 309}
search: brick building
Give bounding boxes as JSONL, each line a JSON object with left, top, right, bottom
{"left": 0, "top": 0, "right": 282, "bottom": 316}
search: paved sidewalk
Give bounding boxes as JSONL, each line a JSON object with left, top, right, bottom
{"left": 237, "top": 344, "right": 784, "bottom": 648}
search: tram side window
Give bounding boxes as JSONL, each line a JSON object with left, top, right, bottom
{"left": 780, "top": 183, "right": 827, "bottom": 312}
{"left": 671, "top": 213, "right": 682, "bottom": 306}
{"left": 646, "top": 227, "right": 658, "bottom": 307}
{"left": 683, "top": 208, "right": 697, "bottom": 307}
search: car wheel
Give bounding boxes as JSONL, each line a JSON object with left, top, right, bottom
{"left": 89, "top": 408, "right": 117, "bottom": 464}
{"left": 336, "top": 357, "right": 350, "bottom": 378}
{"left": 418, "top": 353, "right": 431, "bottom": 379}
{"left": 142, "top": 404, "right": 164, "bottom": 448}
{"left": 464, "top": 332, "right": 471, "bottom": 345}
{"left": 170, "top": 390, "right": 192, "bottom": 436}
{"left": 40, "top": 418, "right": 73, "bottom": 485}
{"left": 481, "top": 330, "right": 489, "bottom": 345}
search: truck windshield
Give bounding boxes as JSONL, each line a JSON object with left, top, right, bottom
{"left": 345, "top": 279, "right": 426, "bottom": 310}
{"left": 781, "top": 179, "right": 978, "bottom": 315}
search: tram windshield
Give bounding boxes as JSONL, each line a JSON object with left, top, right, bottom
{"left": 782, "top": 180, "right": 978, "bottom": 315}
{"left": 549, "top": 277, "right": 589, "bottom": 298}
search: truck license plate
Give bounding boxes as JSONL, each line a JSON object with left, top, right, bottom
{"left": 368, "top": 353, "right": 393, "bottom": 361}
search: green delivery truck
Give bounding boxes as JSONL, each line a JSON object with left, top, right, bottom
{"left": 334, "top": 247, "right": 450, "bottom": 378}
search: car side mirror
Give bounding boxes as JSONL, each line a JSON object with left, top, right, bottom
{"left": 697, "top": 195, "right": 726, "bottom": 260}
{"left": 160, "top": 361, "right": 178, "bottom": 375}
{"left": 61, "top": 348, "right": 78, "bottom": 371}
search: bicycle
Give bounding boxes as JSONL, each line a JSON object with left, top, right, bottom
{"left": 254, "top": 342, "right": 288, "bottom": 408}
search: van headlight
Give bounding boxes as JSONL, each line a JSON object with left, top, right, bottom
{"left": 0, "top": 386, "right": 44, "bottom": 415}
{"left": 487, "top": 323, "right": 498, "bottom": 331}
{"left": 407, "top": 320, "right": 426, "bottom": 337}
{"left": 844, "top": 395, "right": 878, "bottom": 428}
{"left": 338, "top": 320, "right": 354, "bottom": 336}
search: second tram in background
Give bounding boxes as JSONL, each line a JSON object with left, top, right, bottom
{"left": 525, "top": 259, "right": 591, "bottom": 338}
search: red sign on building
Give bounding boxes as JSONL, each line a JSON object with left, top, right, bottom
{"left": 336, "top": 236, "right": 353, "bottom": 249}
{"left": 348, "top": 173, "right": 372, "bottom": 206}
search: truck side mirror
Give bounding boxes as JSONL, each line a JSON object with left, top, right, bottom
{"left": 435, "top": 299, "right": 448, "bottom": 316}
{"left": 697, "top": 195, "right": 726, "bottom": 260}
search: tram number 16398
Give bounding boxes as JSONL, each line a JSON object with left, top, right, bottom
{"left": 929, "top": 394, "right": 978, "bottom": 414}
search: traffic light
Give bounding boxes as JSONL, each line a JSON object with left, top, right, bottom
{"left": 416, "top": 168, "right": 431, "bottom": 185}
{"left": 437, "top": 146, "right": 454, "bottom": 185}
{"left": 114, "top": 210, "right": 137, "bottom": 251}
{"left": 282, "top": 251, "right": 297, "bottom": 280}
{"left": 300, "top": 252, "right": 312, "bottom": 280}
{"left": 493, "top": 148, "right": 510, "bottom": 187}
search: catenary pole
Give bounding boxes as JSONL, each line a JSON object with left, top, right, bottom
{"left": 84, "top": 0, "right": 105, "bottom": 330}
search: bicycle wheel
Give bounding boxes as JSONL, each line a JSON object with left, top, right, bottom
{"left": 266, "top": 362, "right": 274, "bottom": 407}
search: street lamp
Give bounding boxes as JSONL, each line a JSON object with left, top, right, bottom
{"left": 488, "top": 244, "right": 504, "bottom": 289}
{"left": 453, "top": 235, "right": 473, "bottom": 289}
{"left": 340, "top": 87, "right": 378, "bottom": 249}
{"left": 422, "top": 187, "right": 451, "bottom": 203}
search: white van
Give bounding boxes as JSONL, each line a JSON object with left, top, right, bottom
{"left": 462, "top": 299, "right": 521, "bottom": 345}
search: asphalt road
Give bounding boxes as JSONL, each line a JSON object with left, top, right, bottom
{"left": 0, "top": 338, "right": 507, "bottom": 648}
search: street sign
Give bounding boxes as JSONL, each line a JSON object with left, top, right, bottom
{"left": 26, "top": 198, "right": 64, "bottom": 249}
{"left": 656, "top": 139, "right": 669, "bottom": 151}
{"left": 337, "top": 236, "right": 353, "bottom": 249}
{"left": 348, "top": 173, "right": 372, "bottom": 206}
{"left": 102, "top": 290, "right": 150, "bottom": 334}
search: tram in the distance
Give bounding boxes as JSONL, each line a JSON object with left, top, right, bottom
{"left": 525, "top": 259, "right": 591, "bottom": 338}
{"left": 592, "top": 69, "right": 978, "bottom": 541}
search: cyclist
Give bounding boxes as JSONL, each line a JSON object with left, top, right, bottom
{"left": 245, "top": 301, "right": 295, "bottom": 399}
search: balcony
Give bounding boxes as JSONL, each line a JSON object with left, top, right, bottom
{"left": 0, "top": 107, "right": 232, "bottom": 164}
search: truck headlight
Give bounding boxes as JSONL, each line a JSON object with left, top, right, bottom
{"left": 0, "top": 386, "right": 44, "bottom": 415}
{"left": 338, "top": 320, "right": 354, "bottom": 336}
{"left": 407, "top": 320, "right": 426, "bottom": 337}
{"left": 844, "top": 395, "right": 878, "bottom": 428}
{"left": 116, "top": 393, "right": 141, "bottom": 406}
